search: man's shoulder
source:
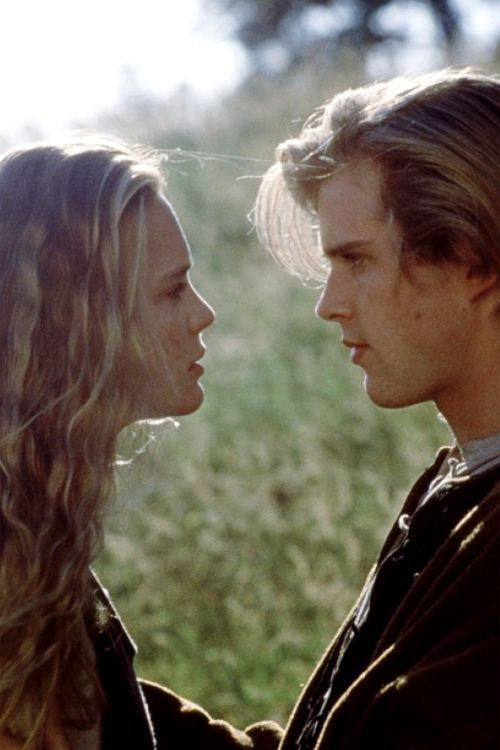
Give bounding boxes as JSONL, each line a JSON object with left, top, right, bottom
{"left": 406, "top": 443, "right": 500, "bottom": 508}
{"left": 457, "top": 468, "right": 500, "bottom": 539}
{"left": 454, "top": 462, "right": 500, "bottom": 518}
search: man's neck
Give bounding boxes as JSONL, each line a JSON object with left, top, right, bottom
{"left": 437, "top": 350, "right": 500, "bottom": 447}
{"left": 439, "top": 292, "right": 500, "bottom": 445}
{"left": 439, "top": 396, "right": 500, "bottom": 448}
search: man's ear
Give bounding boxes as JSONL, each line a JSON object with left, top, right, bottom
{"left": 466, "top": 267, "right": 499, "bottom": 303}
{"left": 454, "top": 236, "right": 498, "bottom": 302}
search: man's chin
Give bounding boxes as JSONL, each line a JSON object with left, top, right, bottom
{"left": 365, "top": 379, "right": 420, "bottom": 410}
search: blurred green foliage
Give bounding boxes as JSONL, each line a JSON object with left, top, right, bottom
{"left": 202, "top": 0, "right": 460, "bottom": 68}
{"left": 95, "top": 60, "right": 453, "bottom": 727}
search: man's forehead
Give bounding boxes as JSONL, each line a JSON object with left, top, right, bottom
{"left": 317, "top": 162, "right": 384, "bottom": 210}
{"left": 317, "top": 163, "right": 388, "bottom": 247}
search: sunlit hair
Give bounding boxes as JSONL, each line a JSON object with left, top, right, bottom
{"left": 0, "top": 135, "right": 164, "bottom": 745}
{"left": 254, "top": 68, "right": 500, "bottom": 281}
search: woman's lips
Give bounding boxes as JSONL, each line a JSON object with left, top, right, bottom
{"left": 189, "top": 363, "right": 204, "bottom": 377}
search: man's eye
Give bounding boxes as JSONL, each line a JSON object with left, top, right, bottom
{"left": 343, "top": 253, "right": 366, "bottom": 267}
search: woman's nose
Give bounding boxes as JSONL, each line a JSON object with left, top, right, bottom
{"left": 190, "top": 292, "right": 215, "bottom": 334}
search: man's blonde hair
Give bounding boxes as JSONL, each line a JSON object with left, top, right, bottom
{"left": 255, "top": 68, "right": 500, "bottom": 281}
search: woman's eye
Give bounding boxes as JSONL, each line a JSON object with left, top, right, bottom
{"left": 165, "top": 283, "right": 187, "bottom": 300}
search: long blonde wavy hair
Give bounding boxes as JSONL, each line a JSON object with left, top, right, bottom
{"left": 0, "top": 136, "right": 163, "bottom": 746}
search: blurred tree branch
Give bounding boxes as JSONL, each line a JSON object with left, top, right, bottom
{"left": 202, "top": 0, "right": 463, "bottom": 73}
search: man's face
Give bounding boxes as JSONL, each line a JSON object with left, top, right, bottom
{"left": 315, "top": 161, "right": 480, "bottom": 419}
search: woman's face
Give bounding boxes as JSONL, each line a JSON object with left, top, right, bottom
{"left": 126, "top": 194, "right": 215, "bottom": 421}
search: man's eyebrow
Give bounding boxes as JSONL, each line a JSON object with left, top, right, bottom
{"left": 322, "top": 240, "right": 373, "bottom": 258}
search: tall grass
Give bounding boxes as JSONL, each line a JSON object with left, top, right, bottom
{"left": 95, "top": 61, "right": 450, "bottom": 728}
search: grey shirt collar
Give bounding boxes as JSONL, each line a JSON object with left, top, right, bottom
{"left": 422, "top": 431, "right": 500, "bottom": 506}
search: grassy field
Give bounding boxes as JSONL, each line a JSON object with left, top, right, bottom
{"left": 95, "top": 62, "right": 450, "bottom": 729}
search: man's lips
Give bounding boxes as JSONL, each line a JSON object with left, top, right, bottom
{"left": 342, "top": 337, "right": 367, "bottom": 349}
{"left": 342, "top": 338, "right": 368, "bottom": 364}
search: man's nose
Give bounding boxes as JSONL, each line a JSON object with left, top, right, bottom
{"left": 315, "top": 273, "right": 352, "bottom": 322}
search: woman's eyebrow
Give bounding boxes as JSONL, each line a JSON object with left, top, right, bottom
{"left": 157, "top": 263, "right": 191, "bottom": 284}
